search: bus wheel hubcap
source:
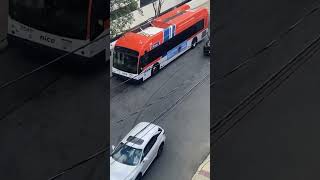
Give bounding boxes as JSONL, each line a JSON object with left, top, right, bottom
{"left": 153, "top": 66, "right": 158, "bottom": 73}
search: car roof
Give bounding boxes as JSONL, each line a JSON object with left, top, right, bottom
{"left": 121, "top": 122, "right": 162, "bottom": 149}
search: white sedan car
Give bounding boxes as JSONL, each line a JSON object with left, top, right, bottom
{"left": 110, "top": 122, "right": 166, "bottom": 180}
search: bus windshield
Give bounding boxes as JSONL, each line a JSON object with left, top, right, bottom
{"left": 9, "top": 0, "right": 88, "bottom": 39}
{"left": 113, "top": 50, "right": 139, "bottom": 74}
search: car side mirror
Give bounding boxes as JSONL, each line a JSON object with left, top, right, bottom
{"left": 142, "top": 157, "right": 149, "bottom": 162}
{"left": 112, "top": 145, "right": 115, "bottom": 151}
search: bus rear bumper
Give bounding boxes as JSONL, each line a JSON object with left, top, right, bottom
{"left": 7, "top": 35, "right": 105, "bottom": 62}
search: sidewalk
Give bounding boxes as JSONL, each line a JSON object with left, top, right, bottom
{"left": 111, "top": 0, "right": 209, "bottom": 38}
{"left": 192, "top": 155, "right": 210, "bottom": 180}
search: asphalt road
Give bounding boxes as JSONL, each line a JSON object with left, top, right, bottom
{"left": 110, "top": 38, "right": 210, "bottom": 180}
{"left": 0, "top": 47, "right": 108, "bottom": 180}
{"left": 0, "top": 50, "right": 108, "bottom": 180}
{"left": 212, "top": 0, "right": 320, "bottom": 120}
{"left": 0, "top": 1, "right": 108, "bottom": 179}
{"left": 213, "top": 0, "right": 320, "bottom": 179}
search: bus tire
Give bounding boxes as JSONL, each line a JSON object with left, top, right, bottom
{"left": 191, "top": 37, "right": 198, "bottom": 49}
{"left": 151, "top": 64, "right": 160, "bottom": 76}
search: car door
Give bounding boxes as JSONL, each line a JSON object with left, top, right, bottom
{"left": 140, "top": 133, "right": 160, "bottom": 174}
{"left": 148, "top": 133, "right": 161, "bottom": 163}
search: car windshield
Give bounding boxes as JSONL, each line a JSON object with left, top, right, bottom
{"left": 113, "top": 50, "right": 139, "bottom": 74}
{"left": 9, "top": 0, "right": 88, "bottom": 39}
{"left": 112, "top": 143, "right": 142, "bottom": 166}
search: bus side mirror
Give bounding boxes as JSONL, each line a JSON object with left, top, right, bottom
{"left": 142, "top": 157, "right": 149, "bottom": 163}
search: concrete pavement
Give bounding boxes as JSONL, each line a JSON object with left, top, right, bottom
{"left": 192, "top": 155, "right": 210, "bottom": 180}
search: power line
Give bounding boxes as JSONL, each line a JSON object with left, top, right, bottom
{"left": 210, "top": 4, "right": 320, "bottom": 87}
{"left": 211, "top": 31, "right": 320, "bottom": 145}
{"left": 47, "top": 147, "right": 107, "bottom": 180}
{"left": 0, "top": 32, "right": 109, "bottom": 90}
{"left": 0, "top": 74, "right": 63, "bottom": 121}
{"left": 212, "top": 44, "right": 320, "bottom": 146}
{"left": 211, "top": 32, "right": 320, "bottom": 136}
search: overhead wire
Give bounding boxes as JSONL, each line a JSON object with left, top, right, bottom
{"left": 211, "top": 31, "right": 320, "bottom": 145}
{"left": 210, "top": 4, "right": 320, "bottom": 87}
{"left": 0, "top": 32, "right": 110, "bottom": 90}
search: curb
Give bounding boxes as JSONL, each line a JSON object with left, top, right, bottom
{"left": 192, "top": 154, "right": 210, "bottom": 180}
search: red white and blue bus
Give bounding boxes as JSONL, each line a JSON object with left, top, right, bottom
{"left": 112, "top": 4, "right": 209, "bottom": 82}
{"left": 8, "top": 0, "right": 109, "bottom": 60}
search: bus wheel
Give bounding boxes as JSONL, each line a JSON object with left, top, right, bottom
{"left": 191, "top": 37, "right": 198, "bottom": 49}
{"left": 151, "top": 64, "right": 160, "bottom": 76}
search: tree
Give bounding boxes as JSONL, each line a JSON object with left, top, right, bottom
{"left": 152, "top": 0, "right": 165, "bottom": 17}
{"left": 110, "top": 0, "right": 140, "bottom": 38}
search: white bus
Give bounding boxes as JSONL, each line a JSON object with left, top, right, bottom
{"left": 8, "top": 0, "right": 109, "bottom": 60}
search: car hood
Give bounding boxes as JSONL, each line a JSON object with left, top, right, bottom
{"left": 110, "top": 157, "right": 137, "bottom": 180}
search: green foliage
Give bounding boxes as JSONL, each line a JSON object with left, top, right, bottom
{"left": 110, "top": 0, "right": 139, "bottom": 38}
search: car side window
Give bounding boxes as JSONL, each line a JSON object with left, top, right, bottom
{"left": 143, "top": 133, "right": 161, "bottom": 158}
